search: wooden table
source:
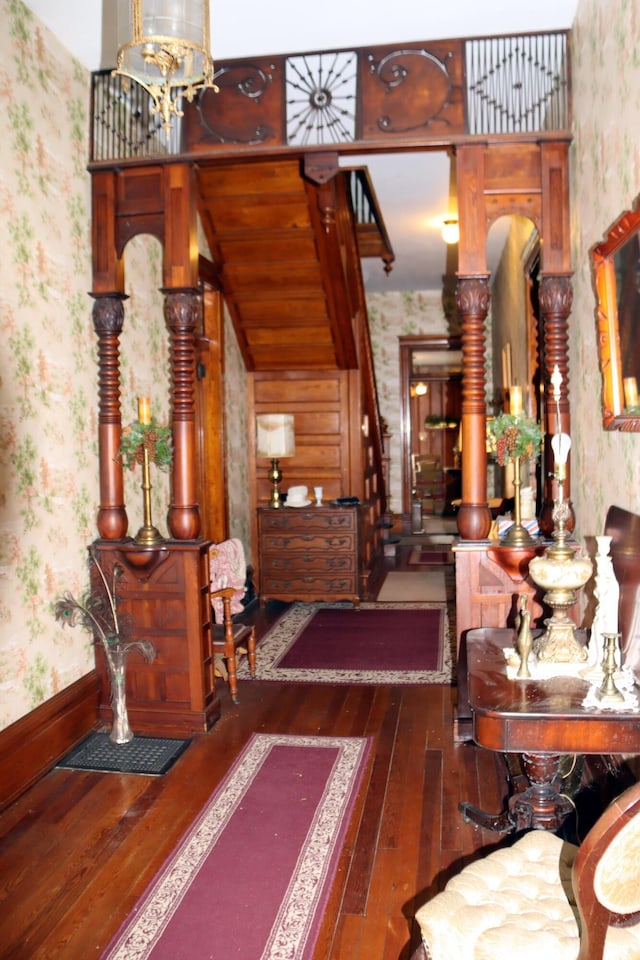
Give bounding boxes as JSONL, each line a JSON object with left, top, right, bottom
{"left": 460, "top": 628, "right": 640, "bottom": 833}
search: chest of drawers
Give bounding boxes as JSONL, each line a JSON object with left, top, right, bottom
{"left": 258, "top": 505, "right": 361, "bottom": 605}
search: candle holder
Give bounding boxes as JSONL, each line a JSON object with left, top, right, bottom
{"left": 118, "top": 413, "right": 173, "bottom": 545}
{"left": 502, "top": 455, "right": 535, "bottom": 546}
{"left": 489, "top": 413, "right": 542, "bottom": 547}
{"left": 136, "top": 445, "right": 164, "bottom": 546}
{"left": 596, "top": 633, "right": 625, "bottom": 704}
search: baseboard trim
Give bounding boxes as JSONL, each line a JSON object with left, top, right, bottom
{"left": 0, "top": 671, "right": 100, "bottom": 812}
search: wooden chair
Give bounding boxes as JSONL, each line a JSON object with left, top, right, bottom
{"left": 208, "top": 540, "right": 256, "bottom": 703}
{"left": 414, "top": 779, "right": 640, "bottom": 959}
{"left": 209, "top": 585, "right": 256, "bottom": 703}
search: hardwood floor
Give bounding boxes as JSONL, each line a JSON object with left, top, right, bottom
{"left": 0, "top": 544, "right": 512, "bottom": 960}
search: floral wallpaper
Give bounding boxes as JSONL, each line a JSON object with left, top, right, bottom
{"left": 223, "top": 309, "right": 252, "bottom": 558}
{"left": 568, "top": 0, "right": 640, "bottom": 540}
{"left": 0, "top": 0, "right": 98, "bottom": 729}
{"left": 0, "top": 3, "right": 202, "bottom": 731}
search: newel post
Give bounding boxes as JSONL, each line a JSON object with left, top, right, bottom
{"left": 92, "top": 293, "right": 129, "bottom": 540}
{"left": 456, "top": 276, "right": 492, "bottom": 541}
{"left": 164, "top": 288, "right": 202, "bottom": 540}
{"left": 538, "top": 274, "right": 573, "bottom": 535}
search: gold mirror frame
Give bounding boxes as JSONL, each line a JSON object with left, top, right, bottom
{"left": 592, "top": 195, "right": 640, "bottom": 431}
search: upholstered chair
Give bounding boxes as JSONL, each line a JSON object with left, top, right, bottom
{"left": 414, "top": 779, "right": 640, "bottom": 960}
{"left": 208, "top": 540, "right": 256, "bottom": 703}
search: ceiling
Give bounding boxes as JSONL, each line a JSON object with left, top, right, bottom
{"left": 24, "top": 0, "right": 579, "bottom": 293}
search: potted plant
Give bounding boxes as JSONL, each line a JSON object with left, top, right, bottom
{"left": 55, "top": 546, "right": 155, "bottom": 744}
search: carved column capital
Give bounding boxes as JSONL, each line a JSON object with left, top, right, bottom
{"left": 91, "top": 293, "right": 126, "bottom": 337}
{"left": 538, "top": 274, "right": 573, "bottom": 319}
{"left": 455, "top": 276, "right": 491, "bottom": 317}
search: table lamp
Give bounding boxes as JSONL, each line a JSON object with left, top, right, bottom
{"left": 256, "top": 414, "right": 296, "bottom": 508}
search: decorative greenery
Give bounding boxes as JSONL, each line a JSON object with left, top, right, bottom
{"left": 424, "top": 415, "right": 460, "bottom": 429}
{"left": 117, "top": 418, "right": 172, "bottom": 472}
{"left": 489, "top": 413, "right": 543, "bottom": 466}
{"left": 54, "top": 546, "right": 155, "bottom": 664}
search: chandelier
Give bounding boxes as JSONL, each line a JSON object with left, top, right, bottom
{"left": 114, "top": 0, "right": 218, "bottom": 132}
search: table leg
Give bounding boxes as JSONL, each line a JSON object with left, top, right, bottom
{"left": 459, "top": 752, "right": 575, "bottom": 833}
{"left": 509, "top": 753, "right": 575, "bottom": 831}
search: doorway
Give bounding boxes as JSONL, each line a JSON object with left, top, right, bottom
{"left": 399, "top": 336, "right": 463, "bottom": 523}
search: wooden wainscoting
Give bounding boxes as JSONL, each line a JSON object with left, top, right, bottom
{"left": 0, "top": 671, "right": 99, "bottom": 813}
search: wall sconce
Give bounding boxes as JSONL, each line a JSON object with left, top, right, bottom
{"left": 256, "top": 414, "right": 296, "bottom": 508}
{"left": 114, "top": 0, "right": 218, "bottom": 132}
{"left": 441, "top": 218, "right": 460, "bottom": 245}
{"left": 410, "top": 382, "right": 428, "bottom": 398}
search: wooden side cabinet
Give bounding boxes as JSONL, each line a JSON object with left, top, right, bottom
{"left": 258, "top": 505, "right": 361, "bottom": 605}
{"left": 92, "top": 539, "right": 220, "bottom": 737}
{"left": 453, "top": 542, "right": 549, "bottom": 654}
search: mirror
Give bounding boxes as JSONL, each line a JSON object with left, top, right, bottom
{"left": 592, "top": 195, "right": 640, "bottom": 430}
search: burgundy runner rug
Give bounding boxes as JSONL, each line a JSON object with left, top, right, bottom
{"left": 238, "top": 602, "right": 452, "bottom": 685}
{"left": 101, "top": 733, "right": 371, "bottom": 960}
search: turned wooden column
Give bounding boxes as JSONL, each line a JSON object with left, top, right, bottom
{"left": 456, "top": 276, "right": 492, "bottom": 541}
{"left": 538, "top": 274, "right": 573, "bottom": 535}
{"left": 165, "top": 288, "right": 201, "bottom": 540}
{"left": 92, "top": 293, "right": 128, "bottom": 540}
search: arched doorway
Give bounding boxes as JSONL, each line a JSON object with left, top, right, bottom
{"left": 399, "top": 336, "right": 463, "bottom": 528}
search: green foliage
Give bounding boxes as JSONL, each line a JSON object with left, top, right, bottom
{"left": 24, "top": 654, "right": 48, "bottom": 707}
{"left": 490, "top": 413, "right": 542, "bottom": 466}
{"left": 118, "top": 419, "right": 173, "bottom": 472}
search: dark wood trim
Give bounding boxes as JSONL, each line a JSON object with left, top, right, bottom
{"left": 0, "top": 671, "right": 100, "bottom": 812}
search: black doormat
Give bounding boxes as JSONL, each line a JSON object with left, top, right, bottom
{"left": 56, "top": 732, "right": 191, "bottom": 776}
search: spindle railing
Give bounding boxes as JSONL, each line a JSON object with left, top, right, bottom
{"left": 90, "top": 31, "right": 570, "bottom": 164}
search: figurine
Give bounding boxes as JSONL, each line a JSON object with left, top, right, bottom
{"left": 516, "top": 595, "right": 533, "bottom": 678}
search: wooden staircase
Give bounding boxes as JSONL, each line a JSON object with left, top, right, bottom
{"left": 195, "top": 154, "right": 392, "bottom": 582}
{"left": 196, "top": 155, "right": 389, "bottom": 371}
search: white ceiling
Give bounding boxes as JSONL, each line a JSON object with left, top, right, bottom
{"left": 24, "top": 0, "right": 579, "bottom": 292}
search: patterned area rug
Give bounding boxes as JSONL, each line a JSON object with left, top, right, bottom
{"left": 237, "top": 602, "right": 452, "bottom": 685}
{"left": 100, "top": 733, "right": 371, "bottom": 960}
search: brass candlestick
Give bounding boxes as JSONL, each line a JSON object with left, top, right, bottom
{"left": 502, "top": 456, "right": 536, "bottom": 547}
{"left": 267, "top": 457, "right": 284, "bottom": 508}
{"left": 135, "top": 445, "right": 164, "bottom": 546}
{"left": 596, "top": 633, "right": 625, "bottom": 704}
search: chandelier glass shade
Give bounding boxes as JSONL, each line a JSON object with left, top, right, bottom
{"left": 114, "top": 0, "right": 217, "bottom": 131}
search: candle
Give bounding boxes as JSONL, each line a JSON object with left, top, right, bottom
{"left": 624, "top": 376, "right": 638, "bottom": 408}
{"left": 551, "top": 364, "right": 562, "bottom": 401}
{"left": 137, "top": 397, "right": 151, "bottom": 425}
{"left": 509, "top": 386, "right": 523, "bottom": 416}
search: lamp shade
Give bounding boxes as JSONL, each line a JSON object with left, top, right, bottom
{"left": 441, "top": 218, "right": 459, "bottom": 245}
{"left": 256, "top": 414, "right": 295, "bottom": 459}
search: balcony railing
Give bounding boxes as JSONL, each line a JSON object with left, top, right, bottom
{"left": 90, "top": 31, "right": 570, "bottom": 164}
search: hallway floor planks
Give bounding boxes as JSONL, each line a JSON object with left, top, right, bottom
{"left": 0, "top": 546, "right": 509, "bottom": 960}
